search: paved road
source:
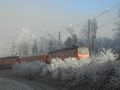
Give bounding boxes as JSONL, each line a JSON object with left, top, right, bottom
{"left": 0, "top": 77, "right": 34, "bottom": 90}
{"left": 0, "top": 69, "right": 58, "bottom": 90}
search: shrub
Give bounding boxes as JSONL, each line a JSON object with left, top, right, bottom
{"left": 13, "top": 48, "right": 120, "bottom": 90}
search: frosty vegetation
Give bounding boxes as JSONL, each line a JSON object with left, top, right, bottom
{"left": 13, "top": 48, "right": 120, "bottom": 90}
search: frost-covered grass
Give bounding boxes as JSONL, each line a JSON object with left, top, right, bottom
{"left": 13, "top": 48, "right": 120, "bottom": 90}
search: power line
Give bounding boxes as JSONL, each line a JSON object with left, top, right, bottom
{"left": 98, "top": 16, "right": 119, "bottom": 29}
{"left": 42, "top": 2, "right": 120, "bottom": 40}
{"left": 94, "top": 3, "right": 120, "bottom": 19}
{"left": 72, "top": 2, "right": 120, "bottom": 29}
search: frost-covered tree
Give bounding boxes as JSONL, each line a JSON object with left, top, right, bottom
{"left": 15, "top": 28, "right": 36, "bottom": 56}
{"left": 64, "top": 36, "right": 73, "bottom": 48}
{"left": 20, "top": 42, "right": 29, "bottom": 55}
{"left": 38, "top": 38, "right": 49, "bottom": 53}
{"left": 71, "top": 33, "right": 77, "bottom": 46}
{"left": 0, "top": 43, "right": 12, "bottom": 57}
{"left": 32, "top": 38, "right": 38, "bottom": 54}
{"left": 46, "top": 31, "right": 62, "bottom": 52}
{"left": 64, "top": 27, "right": 78, "bottom": 48}
{"left": 48, "top": 40, "right": 58, "bottom": 52}
{"left": 96, "top": 37, "right": 114, "bottom": 50}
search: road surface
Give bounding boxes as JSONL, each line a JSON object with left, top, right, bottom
{"left": 0, "top": 69, "right": 59, "bottom": 90}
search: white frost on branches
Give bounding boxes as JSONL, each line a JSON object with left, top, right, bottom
{"left": 15, "top": 28, "right": 37, "bottom": 55}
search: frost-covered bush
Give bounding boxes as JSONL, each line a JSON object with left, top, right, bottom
{"left": 108, "top": 60, "right": 120, "bottom": 89}
{"left": 49, "top": 59, "right": 115, "bottom": 89}
{"left": 92, "top": 48, "right": 118, "bottom": 63}
{"left": 48, "top": 58, "right": 91, "bottom": 79}
{"left": 13, "top": 61, "right": 48, "bottom": 79}
{"left": 13, "top": 48, "right": 120, "bottom": 90}
{"left": 48, "top": 48, "right": 118, "bottom": 89}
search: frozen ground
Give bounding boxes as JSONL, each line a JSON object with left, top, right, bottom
{"left": 0, "top": 77, "right": 33, "bottom": 90}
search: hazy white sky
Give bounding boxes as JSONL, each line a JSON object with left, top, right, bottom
{"left": 0, "top": 0, "right": 120, "bottom": 45}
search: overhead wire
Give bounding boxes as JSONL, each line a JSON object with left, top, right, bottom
{"left": 98, "top": 16, "right": 119, "bottom": 29}
{"left": 42, "top": 2, "right": 120, "bottom": 40}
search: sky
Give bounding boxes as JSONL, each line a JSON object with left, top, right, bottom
{"left": 0, "top": 0, "right": 120, "bottom": 46}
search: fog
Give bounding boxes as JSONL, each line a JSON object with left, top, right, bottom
{"left": 0, "top": 0, "right": 119, "bottom": 55}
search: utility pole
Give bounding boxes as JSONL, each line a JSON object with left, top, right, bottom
{"left": 91, "top": 19, "right": 97, "bottom": 54}
{"left": 88, "top": 19, "right": 91, "bottom": 55}
{"left": 19, "top": 48, "right": 21, "bottom": 56}
{"left": 59, "top": 32, "right": 61, "bottom": 50}
{"left": 11, "top": 42, "right": 15, "bottom": 56}
{"left": 91, "top": 34, "right": 96, "bottom": 53}
{"left": 32, "top": 37, "right": 38, "bottom": 54}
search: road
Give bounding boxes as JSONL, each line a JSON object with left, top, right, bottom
{"left": 0, "top": 69, "right": 59, "bottom": 90}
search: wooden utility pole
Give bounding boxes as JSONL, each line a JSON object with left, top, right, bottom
{"left": 32, "top": 37, "right": 38, "bottom": 54}
{"left": 88, "top": 19, "right": 91, "bottom": 55}
{"left": 11, "top": 42, "right": 15, "bottom": 56}
{"left": 59, "top": 32, "right": 61, "bottom": 50}
{"left": 91, "top": 34, "right": 96, "bottom": 53}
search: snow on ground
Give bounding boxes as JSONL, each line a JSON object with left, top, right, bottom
{"left": 0, "top": 77, "right": 33, "bottom": 90}
{"left": 13, "top": 48, "right": 120, "bottom": 90}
